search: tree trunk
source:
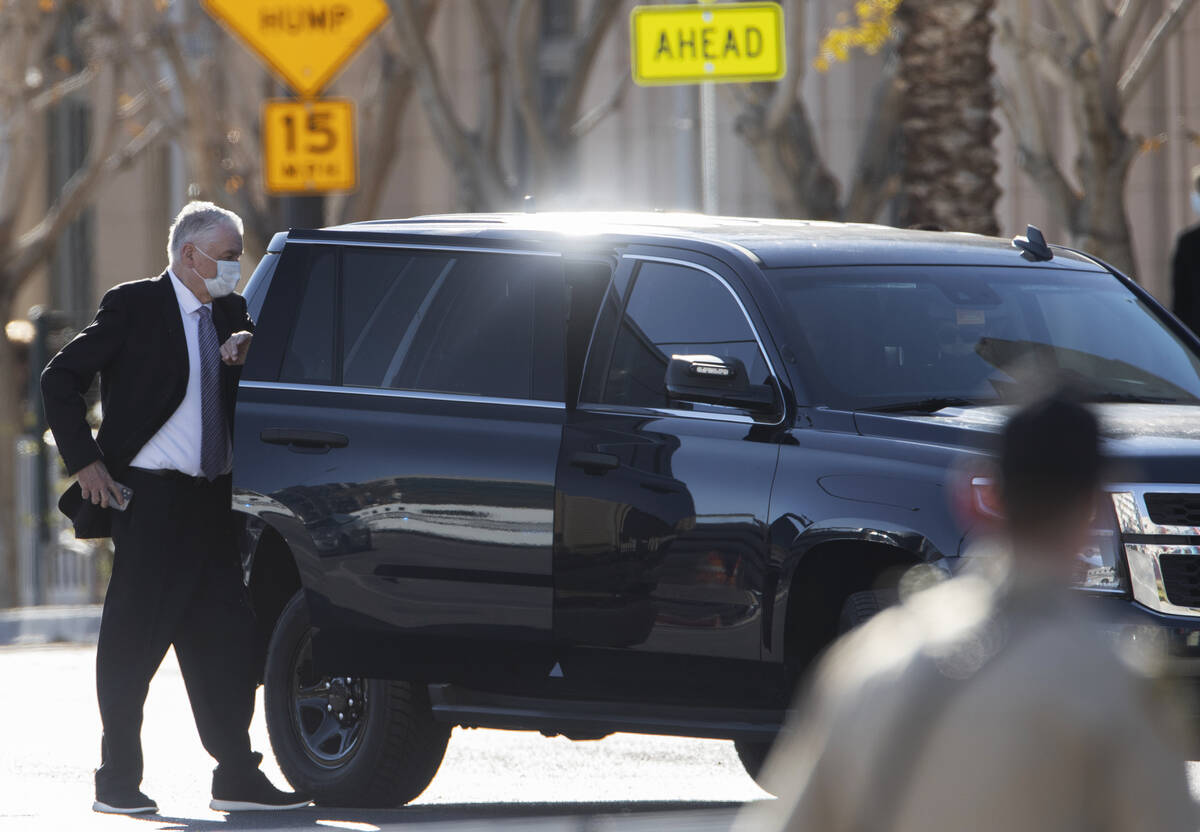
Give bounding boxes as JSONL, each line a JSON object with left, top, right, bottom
{"left": 895, "top": 0, "right": 999, "bottom": 234}
{"left": 734, "top": 91, "right": 843, "bottom": 220}
{"left": 1068, "top": 85, "right": 1138, "bottom": 277}
{"left": 1071, "top": 177, "right": 1137, "bottom": 277}
{"left": 0, "top": 287, "right": 21, "bottom": 607}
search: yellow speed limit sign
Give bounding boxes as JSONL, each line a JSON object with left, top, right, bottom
{"left": 631, "top": 2, "right": 785, "bottom": 85}
{"left": 263, "top": 98, "right": 356, "bottom": 194}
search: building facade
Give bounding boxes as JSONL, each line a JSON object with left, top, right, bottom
{"left": 12, "top": 0, "right": 1200, "bottom": 321}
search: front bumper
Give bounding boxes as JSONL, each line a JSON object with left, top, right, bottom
{"left": 1091, "top": 594, "right": 1200, "bottom": 676}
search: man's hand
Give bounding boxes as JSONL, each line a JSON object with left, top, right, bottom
{"left": 220, "top": 331, "right": 252, "bottom": 366}
{"left": 77, "top": 460, "right": 124, "bottom": 509}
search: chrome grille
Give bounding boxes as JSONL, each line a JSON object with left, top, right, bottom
{"left": 1159, "top": 555, "right": 1200, "bottom": 608}
{"left": 1145, "top": 493, "right": 1200, "bottom": 528}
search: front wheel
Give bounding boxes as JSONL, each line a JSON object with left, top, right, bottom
{"left": 735, "top": 738, "right": 775, "bottom": 784}
{"left": 739, "top": 588, "right": 899, "bottom": 786}
{"left": 263, "top": 591, "right": 451, "bottom": 807}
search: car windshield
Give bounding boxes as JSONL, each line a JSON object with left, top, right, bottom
{"left": 767, "top": 265, "right": 1200, "bottom": 411}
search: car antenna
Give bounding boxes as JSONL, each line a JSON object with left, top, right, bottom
{"left": 1012, "top": 224, "right": 1053, "bottom": 261}
{"left": 523, "top": 194, "right": 536, "bottom": 213}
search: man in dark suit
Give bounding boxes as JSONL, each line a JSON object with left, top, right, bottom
{"left": 41, "top": 202, "right": 308, "bottom": 815}
{"left": 1172, "top": 165, "right": 1200, "bottom": 335}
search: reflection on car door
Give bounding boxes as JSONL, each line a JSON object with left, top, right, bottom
{"left": 235, "top": 243, "right": 566, "bottom": 679}
{"left": 554, "top": 252, "right": 784, "bottom": 697}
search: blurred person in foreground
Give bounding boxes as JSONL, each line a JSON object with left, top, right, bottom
{"left": 1172, "top": 164, "right": 1200, "bottom": 335}
{"left": 41, "top": 202, "right": 308, "bottom": 815}
{"left": 736, "top": 392, "right": 1196, "bottom": 832}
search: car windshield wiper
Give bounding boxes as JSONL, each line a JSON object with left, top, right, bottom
{"left": 1076, "top": 392, "right": 1195, "bottom": 405}
{"left": 860, "top": 396, "right": 993, "bottom": 414}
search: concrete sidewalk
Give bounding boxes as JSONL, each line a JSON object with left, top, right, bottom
{"left": 0, "top": 604, "right": 101, "bottom": 646}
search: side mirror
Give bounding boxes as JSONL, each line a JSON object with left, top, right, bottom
{"left": 665, "top": 354, "right": 777, "bottom": 413}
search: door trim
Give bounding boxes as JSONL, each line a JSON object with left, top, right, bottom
{"left": 239, "top": 380, "right": 566, "bottom": 410}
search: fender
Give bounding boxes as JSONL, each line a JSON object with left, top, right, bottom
{"left": 232, "top": 488, "right": 323, "bottom": 593}
{"left": 762, "top": 512, "right": 956, "bottom": 663}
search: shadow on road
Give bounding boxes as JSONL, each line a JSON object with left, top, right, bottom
{"left": 130, "top": 800, "right": 753, "bottom": 830}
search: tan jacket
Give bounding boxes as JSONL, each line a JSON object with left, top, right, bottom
{"left": 738, "top": 568, "right": 1197, "bottom": 832}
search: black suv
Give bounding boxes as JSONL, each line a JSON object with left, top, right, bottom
{"left": 234, "top": 214, "right": 1200, "bottom": 806}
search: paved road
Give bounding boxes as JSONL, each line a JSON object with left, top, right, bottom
{"left": 1, "top": 645, "right": 767, "bottom": 831}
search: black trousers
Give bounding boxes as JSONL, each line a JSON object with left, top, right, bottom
{"left": 94, "top": 468, "right": 258, "bottom": 793}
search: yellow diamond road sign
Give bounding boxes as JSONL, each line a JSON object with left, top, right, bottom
{"left": 631, "top": 2, "right": 785, "bottom": 86}
{"left": 202, "top": 0, "right": 390, "bottom": 98}
{"left": 263, "top": 98, "right": 356, "bottom": 194}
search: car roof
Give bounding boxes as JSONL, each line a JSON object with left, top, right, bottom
{"left": 306, "top": 212, "right": 1108, "bottom": 272}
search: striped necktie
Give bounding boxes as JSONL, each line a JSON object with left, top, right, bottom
{"left": 197, "top": 306, "right": 227, "bottom": 480}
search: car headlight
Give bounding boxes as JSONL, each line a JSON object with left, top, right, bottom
{"left": 1070, "top": 497, "right": 1126, "bottom": 594}
{"left": 969, "top": 478, "right": 1127, "bottom": 593}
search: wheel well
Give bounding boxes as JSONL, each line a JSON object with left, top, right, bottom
{"left": 782, "top": 540, "right": 920, "bottom": 677}
{"left": 247, "top": 525, "right": 302, "bottom": 679}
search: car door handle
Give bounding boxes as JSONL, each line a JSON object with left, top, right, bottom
{"left": 260, "top": 428, "right": 349, "bottom": 453}
{"left": 568, "top": 451, "right": 620, "bottom": 474}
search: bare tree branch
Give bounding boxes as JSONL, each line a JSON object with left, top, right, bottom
{"left": 845, "top": 54, "right": 903, "bottom": 222}
{"left": 996, "top": 17, "right": 1070, "bottom": 88}
{"left": 1073, "top": 0, "right": 1104, "bottom": 46}
{"left": 337, "top": 26, "right": 424, "bottom": 222}
{"left": 996, "top": 6, "right": 1082, "bottom": 222}
{"left": 570, "top": 73, "right": 628, "bottom": 138}
{"left": 27, "top": 66, "right": 98, "bottom": 113}
{"left": 391, "top": 0, "right": 510, "bottom": 208}
{"left": 470, "top": 0, "right": 506, "bottom": 169}
{"left": 508, "top": 0, "right": 551, "bottom": 176}
{"left": 552, "top": 0, "right": 621, "bottom": 141}
{"left": 1119, "top": 0, "right": 1198, "bottom": 107}
{"left": 766, "top": 0, "right": 806, "bottom": 134}
{"left": 1108, "top": 0, "right": 1149, "bottom": 68}
{"left": 124, "top": 45, "right": 186, "bottom": 134}
{"left": 1045, "top": 0, "right": 1092, "bottom": 55}
{"left": 13, "top": 58, "right": 137, "bottom": 280}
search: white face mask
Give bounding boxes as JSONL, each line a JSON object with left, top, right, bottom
{"left": 1191, "top": 191, "right": 1200, "bottom": 219}
{"left": 192, "top": 246, "right": 241, "bottom": 298}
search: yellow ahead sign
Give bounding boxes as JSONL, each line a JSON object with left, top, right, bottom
{"left": 631, "top": 2, "right": 785, "bottom": 85}
{"left": 202, "top": 1, "right": 389, "bottom": 98}
{"left": 263, "top": 98, "right": 356, "bottom": 193}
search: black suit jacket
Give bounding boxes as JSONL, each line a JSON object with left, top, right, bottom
{"left": 41, "top": 272, "right": 254, "bottom": 537}
{"left": 1172, "top": 225, "right": 1200, "bottom": 336}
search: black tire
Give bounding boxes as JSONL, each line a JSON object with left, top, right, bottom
{"left": 735, "top": 737, "right": 775, "bottom": 785}
{"left": 738, "top": 589, "right": 900, "bottom": 786}
{"left": 837, "top": 588, "right": 897, "bottom": 634}
{"left": 264, "top": 591, "right": 451, "bottom": 807}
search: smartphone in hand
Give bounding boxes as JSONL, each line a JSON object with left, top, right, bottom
{"left": 109, "top": 482, "right": 133, "bottom": 511}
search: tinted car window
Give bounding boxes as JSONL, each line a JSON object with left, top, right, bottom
{"left": 341, "top": 249, "right": 540, "bottom": 400}
{"left": 342, "top": 249, "right": 451, "bottom": 387}
{"left": 590, "top": 262, "right": 769, "bottom": 408}
{"left": 769, "top": 266, "right": 1200, "bottom": 409}
{"left": 578, "top": 285, "right": 623, "bottom": 405}
{"left": 279, "top": 248, "right": 336, "bottom": 384}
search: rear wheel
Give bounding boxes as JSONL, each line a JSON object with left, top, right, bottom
{"left": 264, "top": 591, "right": 451, "bottom": 807}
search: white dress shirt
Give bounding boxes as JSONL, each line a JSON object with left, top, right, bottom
{"left": 129, "top": 270, "right": 232, "bottom": 476}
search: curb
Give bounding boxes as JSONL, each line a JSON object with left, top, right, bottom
{"left": 0, "top": 604, "right": 102, "bottom": 646}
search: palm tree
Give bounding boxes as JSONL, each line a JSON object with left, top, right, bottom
{"left": 894, "top": 0, "right": 1000, "bottom": 234}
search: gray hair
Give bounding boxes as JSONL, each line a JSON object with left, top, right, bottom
{"left": 167, "top": 201, "right": 244, "bottom": 264}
